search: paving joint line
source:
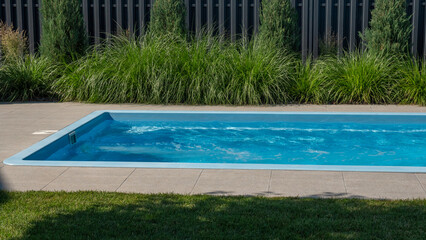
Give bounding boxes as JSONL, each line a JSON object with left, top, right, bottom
{"left": 190, "top": 169, "right": 204, "bottom": 195}
{"left": 267, "top": 170, "right": 273, "bottom": 194}
{"left": 341, "top": 172, "right": 348, "bottom": 195}
{"left": 115, "top": 168, "right": 136, "bottom": 192}
{"left": 41, "top": 167, "right": 70, "bottom": 191}
{"left": 415, "top": 174, "right": 426, "bottom": 195}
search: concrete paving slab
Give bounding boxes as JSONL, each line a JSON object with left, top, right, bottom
{"left": 269, "top": 171, "right": 348, "bottom": 198}
{"left": 343, "top": 172, "right": 426, "bottom": 199}
{"left": 0, "top": 166, "right": 67, "bottom": 191}
{"left": 117, "top": 168, "right": 201, "bottom": 194}
{"left": 43, "top": 167, "right": 134, "bottom": 192}
{"left": 192, "top": 169, "right": 271, "bottom": 196}
{"left": 414, "top": 174, "right": 426, "bottom": 192}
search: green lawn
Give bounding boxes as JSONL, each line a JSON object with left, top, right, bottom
{"left": 1, "top": 191, "right": 426, "bottom": 239}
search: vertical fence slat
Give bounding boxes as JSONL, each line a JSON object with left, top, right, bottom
{"left": 117, "top": 0, "right": 123, "bottom": 31}
{"left": 128, "top": 0, "right": 134, "bottom": 33}
{"left": 313, "top": 0, "right": 319, "bottom": 58}
{"left": 94, "top": 0, "right": 100, "bottom": 44}
{"left": 28, "top": 0, "right": 35, "bottom": 53}
{"left": 253, "top": 0, "right": 260, "bottom": 34}
{"left": 230, "top": 0, "right": 237, "bottom": 41}
{"left": 291, "top": 0, "right": 296, "bottom": 8}
{"left": 207, "top": 0, "right": 213, "bottom": 30}
{"left": 38, "top": 0, "right": 42, "bottom": 39}
{"left": 219, "top": 0, "right": 225, "bottom": 35}
{"left": 337, "top": 0, "right": 344, "bottom": 56}
{"left": 325, "top": 0, "right": 332, "bottom": 39}
{"left": 302, "top": 0, "right": 309, "bottom": 60}
{"left": 349, "top": 0, "right": 357, "bottom": 51}
{"left": 82, "top": 0, "right": 89, "bottom": 36}
{"left": 362, "top": 0, "right": 369, "bottom": 50}
{"left": 105, "top": 0, "right": 112, "bottom": 37}
{"left": 308, "top": 0, "right": 313, "bottom": 53}
{"left": 139, "top": 0, "right": 145, "bottom": 33}
{"left": 5, "top": 0, "right": 12, "bottom": 25}
{"left": 196, "top": 0, "right": 201, "bottom": 35}
{"left": 424, "top": 0, "right": 426, "bottom": 60}
{"left": 242, "top": 0, "right": 248, "bottom": 37}
{"left": 16, "top": 0, "right": 23, "bottom": 30}
{"left": 185, "top": 0, "right": 189, "bottom": 31}
{"left": 412, "top": 0, "right": 420, "bottom": 57}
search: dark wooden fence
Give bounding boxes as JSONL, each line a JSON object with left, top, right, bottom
{"left": 1, "top": 0, "right": 426, "bottom": 59}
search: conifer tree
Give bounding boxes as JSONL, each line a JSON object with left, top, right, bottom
{"left": 150, "top": 0, "right": 186, "bottom": 37}
{"left": 362, "top": 0, "right": 411, "bottom": 55}
{"left": 257, "top": 0, "right": 299, "bottom": 51}
{"left": 40, "top": 0, "right": 88, "bottom": 62}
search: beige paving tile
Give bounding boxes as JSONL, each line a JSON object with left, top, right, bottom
{"left": 414, "top": 174, "right": 426, "bottom": 193}
{"left": 269, "top": 170, "right": 347, "bottom": 198}
{"left": 43, "top": 167, "right": 134, "bottom": 192}
{"left": 117, "top": 168, "right": 201, "bottom": 194}
{"left": 343, "top": 172, "right": 426, "bottom": 199}
{"left": 0, "top": 166, "right": 67, "bottom": 191}
{"left": 192, "top": 169, "right": 270, "bottom": 196}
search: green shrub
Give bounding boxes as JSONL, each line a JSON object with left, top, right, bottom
{"left": 55, "top": 33, "right": 295, "bottom": 105}
{"left": 257, "top": 0, "right": 299, "bottom": 51}
{"left": 396, "top": 59, "right": 426, "bottom": 105}
{"left": 39, "top": 0, "right": 88, "bottom": 62}
{"left": 362, "top": 0, "right": 411, "bottom": 55}
{"left": 149, "top": 0, "right": 186, "bottom": 37}
{"left": 0, "top": 57, "right": 58, "bottom": 101}
{"left": 317, "top": 52, "right": 399, "bottom": 104}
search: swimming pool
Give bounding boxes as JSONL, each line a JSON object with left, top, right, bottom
{"left": 5, "top": 111, "right": 426, "bottom": 172}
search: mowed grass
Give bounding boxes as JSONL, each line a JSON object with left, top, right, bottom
{"left": 1, "top": 191, "right": 426, "bottom": 239}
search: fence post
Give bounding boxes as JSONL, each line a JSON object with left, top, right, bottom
{"left": 337, "top": 0, "right": 344, "bottom": 56}
{"left": 139, "top": 0, "right": 146, "bottom": 34}
{"left": 313, "top": 0, "right": 319, "bottom": 58}
{"left": 301, "top": 0, "right": 309, "bottom": 60}
{"left": 361, "top": 0, "right": 369, "bottom": 50}
{"left": 230, "top": 0, "right": 237, "bottom": 41}
{"left": 253, "top": 0, "right": 260, "bottom": 34}
{"left": 207, "top": 0, "right": 214, "bottom": 31}
{"left": 128, "top": 0, "right": 135, "bottom": 34}
{"left": 28, "top": 0, "right": 36, "bottom": 53}
{"left": 5, "top": 0, "right": 12, "bottom": 25}
{"left": 105, "top": 0, "right": 112, "bottom": 37}
{"left": 412, "top": 0, "right": 420, "bottom": 58}
{"left": 16, "top": 0, "right": 23, "bottom": 30}
{"left": 349, "top": 0, "right": 357, "bottom": 51}
{"left": 82, "top": 0, "right": 89, "bottom": 36}
{"left": 94, "top": 0, "right": 101, "bottom": 44}
{"left": 325, "top": 0, "right": 332, "bottom": 42}
{"left": 196, "top": 0, "right": 202, "bottom": 36}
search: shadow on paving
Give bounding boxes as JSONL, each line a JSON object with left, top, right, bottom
{"left": 13, "top": 193, "right": 426, "bottom": 239}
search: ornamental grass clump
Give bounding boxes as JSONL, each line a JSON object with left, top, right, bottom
{"left": 0, "top": 56, "right": 58, "bottom": 101}
{"left": 55, "top": 33, "right": 296, "bottom": 105}
{"left": 222, "top": 39, "right": 296, "bottom": 104}
{"left": 396, "top": 59, "right": 426, "bottom": 105}
{"left": 318, "top": 52, "right": 399, "bottom": 104}
{"left": 289, "top": 57, "right": 329, "bottom": 104}
{"left": 0, "top": 22, "right": 27, "bottom": 63}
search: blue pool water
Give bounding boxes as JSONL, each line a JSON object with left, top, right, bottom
{"left": 45, "top": 119, "right": 426, "bottom": 166}
{"left": 6, "top": 111, "right": 426, "bottom": 171}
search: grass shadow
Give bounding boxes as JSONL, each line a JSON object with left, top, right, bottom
{"left": 9, "top": 193, "right": 426, "bottom": 239}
